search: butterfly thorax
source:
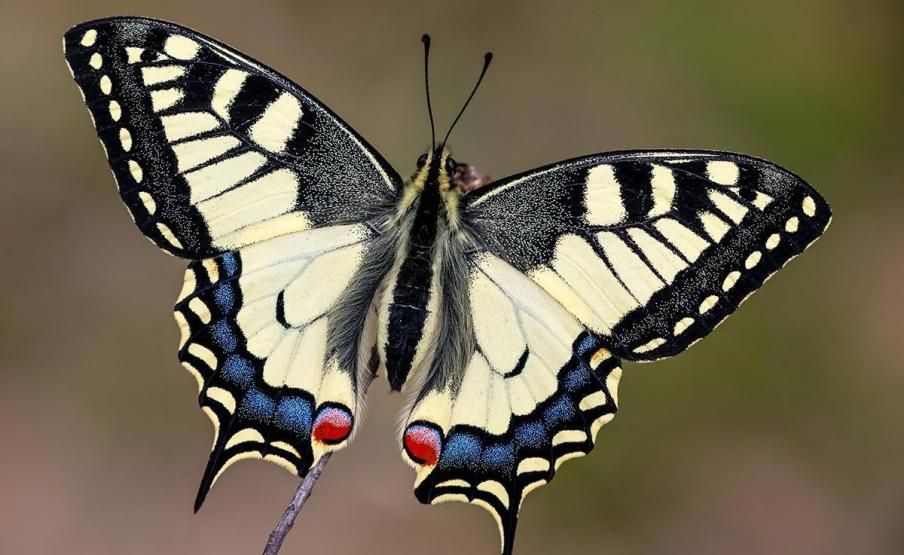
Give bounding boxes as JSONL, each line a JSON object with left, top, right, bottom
{"left": 379, "top": 149, "right": 460, "bottom": 391}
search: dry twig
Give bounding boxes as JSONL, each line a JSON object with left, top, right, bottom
{"left": 262, "top": 453, "right": 332, "bottom": 555}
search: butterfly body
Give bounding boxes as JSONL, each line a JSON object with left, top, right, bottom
{"left": 64, "top": 17, "right": 831, "bottom": 555}
{"left": 381, "top": 148, "right": 463, "bottom": 391}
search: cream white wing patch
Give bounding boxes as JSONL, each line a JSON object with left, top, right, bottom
{"left": 64, "top": 17, "right": 400, "bottom": 259}
{"left": 173, "top": 224, "right": 381, "bottom": 509}
{"left": 464, "top": 151, "right": 831, "bottom": 362}
{"left": 249, "top": 92, "right": 304, "bottom": 153}
{"left": 401, "top": 253, "right": 621, "bottom": 555}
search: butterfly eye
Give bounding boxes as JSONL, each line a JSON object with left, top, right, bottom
{"left": 416, "top": 153, "right": 428, "bottom": 168}
{"left": 444, "top": 157, "right": 458, "bottom": 175}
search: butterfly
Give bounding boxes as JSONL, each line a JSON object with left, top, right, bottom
{"left": 64, "top": 16, "right": 831, "bottom": 555}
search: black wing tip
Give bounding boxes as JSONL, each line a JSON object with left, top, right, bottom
{"left": 811, "top": 188, "right": 833, "bottom": 223}
{"left": 63, "top": 17, "right": 128, "bottom": 50}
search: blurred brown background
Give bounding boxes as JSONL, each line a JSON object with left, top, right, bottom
{"left": 2, "top": 0, "right": 902, "bottom": 553}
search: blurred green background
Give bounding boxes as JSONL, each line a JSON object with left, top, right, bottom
{"left": 1, "top": 0, "right": 901, "bottom": 553}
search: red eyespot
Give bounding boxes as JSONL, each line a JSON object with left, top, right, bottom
{"left": 312, "top": 406, "right": 353, "bottom": 444}
{"left": 404, "top": 424, "right": 443, "bottom": 466}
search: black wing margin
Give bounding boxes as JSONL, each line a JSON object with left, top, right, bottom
{"left": 64, "top": 17, "right": 399, "bottom": 258}
{"left": 462, "top": 150, "right": 831, "bottom": 361}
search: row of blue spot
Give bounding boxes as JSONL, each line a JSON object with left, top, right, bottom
{"left": 438, "top": 394, "right": 582, "bottom": 473}
{"left": 214, "top": 353, "right": 315, "bottom": 438}
{"left": 205, "top": 251, "right": 315, "bottom": 441}
{"left": 435, "top": 335, "right": 608, "bottom": 475}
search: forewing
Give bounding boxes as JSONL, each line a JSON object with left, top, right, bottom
{"left": 174, "top": 224, "right": 389, "bottom": 508}
{"left": 463, "top": 151, "right": 831, "bottom": 361}
{"left": 400, "top": 254, "right": 622, "bottom": 555}
{"left": 64, "top": 17, "right": 399, "bottom": 258}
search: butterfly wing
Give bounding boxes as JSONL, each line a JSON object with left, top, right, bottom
{"left": 64, "top": 17, "right": 399, "bottom": 258}
{"left": 400, "top": 151, "right": 830, "bottom": 554}
{"left": 175, "top": 224, "right": 393, "bottom": 508}
{"left": 64, "top": 18, "right": 398, "bottom": 505}
{"left": 401, "top": 253, "right": 621, "bottom": 555}
{"left": 463, "top": 150, "right": 831, "bottom": 361}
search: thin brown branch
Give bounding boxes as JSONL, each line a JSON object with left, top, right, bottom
{"left": 262, "top": 452, "right": 332, "bottom": 555}
{"left": 261, "top": 162, "right": 490, "bottom": 555}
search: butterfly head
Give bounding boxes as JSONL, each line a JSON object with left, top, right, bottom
{"left": 397, "top": 147, "right": 461, "bottom": 223}
{"left": 414, "top": 148, "right": 458, "bottom": 190}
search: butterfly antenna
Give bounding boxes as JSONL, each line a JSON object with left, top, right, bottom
{"left": 440, "top": 51, "right": 493, "bottom": 150}
{"left": 422, "top": 34, "right": 436, "bottom": 148}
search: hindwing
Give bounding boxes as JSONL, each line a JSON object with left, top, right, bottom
{"left": 464, "top": 150, "right": 831, "bottom": 361}
{"left": 64, "top": 17, "right": 399, "bottom": 258}
{"left": 401, "top": 254, "right": 621, "bottom": 555}
{"left": 174, "top": 224, "right": 390, "bottom": 507}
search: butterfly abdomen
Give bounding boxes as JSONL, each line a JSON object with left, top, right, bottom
{"left": 382, "top": 161, "right": 445, "bottom": 390}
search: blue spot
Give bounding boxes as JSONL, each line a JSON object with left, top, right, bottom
{"left": 574, "top": 332, "right": 599, "bottom": 357}
{"left": 543, "top": 396, "right": 575, "bottom": 427}
{"left": 564, "top": 366, "right": 592, "bottom": 393}
{"left": 214, "top": 283, "right": 234, "bottom": 313}
{"left": 211, "top": 320, "right": 237, "bottom": 353}
{"left": 276, "top": 396, "right": 312, "bottom": 435}
{"left": 221, "top": 354, "right": 255, "bottom": 387}
{"left": 515, "top": 421, "right": 546, "bottom": 449}
{"left": 482, "top": 442, "right": 515, "bottom": 471}
{"left": 240, "top": 387, "right": 275, "bottom": 422}
{"left": 441, "top": 433, "right": 482, "bottom": 468}
{"left": 220, "top": 253, "right": 238, "bottom": 276}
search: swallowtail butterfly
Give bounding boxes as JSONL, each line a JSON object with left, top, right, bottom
{"left": 64, "top": 17, "right": 831, "bottom": 555}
